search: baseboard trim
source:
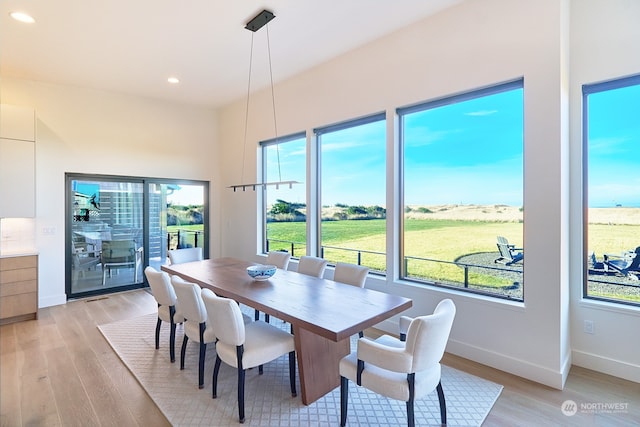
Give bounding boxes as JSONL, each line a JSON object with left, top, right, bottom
{"left": 446, "top": 338, "right": 567, "bottom": 389}
{"left": 572, "top": 349, "right": 640, "bottom": 384}
{"left": 39, "top": 294, "right": 66, "bottom": 308}
{"left": 375, "top": 318, "right": 569, "bottom": 389}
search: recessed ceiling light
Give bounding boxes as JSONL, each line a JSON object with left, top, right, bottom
{"left": 10, "top": 11, "right": 35, "bottom": 24}
{"left": 167, "top": 77, "right": 180, "bottom": 84}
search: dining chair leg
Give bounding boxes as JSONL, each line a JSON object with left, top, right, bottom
{"left": 198, "top": 342, "right": 206, "bottom": 389}
{"left": 212, "top": 356, "right": 222, "bottom": 398}
{"left": 288, "top": 351, "right": 297, "bottom": 397}
{"left": 406, "top": 373, "right": 415, "bottom": 427}
{"left": 169, "top": 321, "right": 177, "bottom": 363}
{"left": 254, "top": 309, "right": 270, "bottom": 323}
{"left": 180, "top": 335, "right": 188, "bottom": 370}
{"left": 340, "top": 376, "right": 348, "bottom": 427}
{"left": 198, "top": 323, "right": 206, "bottom": 389}
{"left": 436, "top": 381, "right": 447, "bottom": 425}
{"left": 236, "top": 346, "right": 245, "bottom": 423}
{"left": 154, "top": 317, "right": 162, "bottom": 350}
{"left": 168, "top": 306, "right": 177, "bottom": 362}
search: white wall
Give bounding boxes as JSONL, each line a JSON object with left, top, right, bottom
{"left": 217, "top": 0, "right": 639, "bottom": 387}
{"left": 569, "top": 0, "right": 640, "bottom": 383}
{"left": 0, "top": 79, "right": 218, "bottom": 307}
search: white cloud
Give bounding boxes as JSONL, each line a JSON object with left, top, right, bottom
{"left": 465, "top": 110, "right": 498, "bottom": 116}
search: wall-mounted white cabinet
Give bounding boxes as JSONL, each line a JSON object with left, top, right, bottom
{"left": 0, "top": 105, "right": 36, "bottom": 218}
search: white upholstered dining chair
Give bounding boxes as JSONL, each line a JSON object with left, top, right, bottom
{"left": 202, "top": 290, "right": 297, "bottom": 424}
{"left": 144, "top": 266, "right": 184, "bottom": 363}
{"left": 333, "top": 262, "right": 370, "bottom": 337}
{"left": 171, "top": 275, "right": 216, "bottom": 389}
{"left": 168, "top": 247, "right": 203, "bottom": 265}
{"left": 333, "top": 262, "right": 369, "bottom": 288}
{"left": 339, "top": 299, "right": 456, "bottom": 427}
{"left": 266, "top": 250, "right": 291, "bottom": 270}
{"left": 297, "top": 256, "right": 327, "bottom": 278}
{"left": 255, "top": 251, "right": 292, "bottom": 322}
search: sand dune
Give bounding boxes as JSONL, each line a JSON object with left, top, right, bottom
{"left": 405, "top": 204, "right": 523, "bottom": 222}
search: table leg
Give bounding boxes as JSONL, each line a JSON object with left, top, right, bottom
{"left": 293, "top": 325, "right": 350, "bottom": 405}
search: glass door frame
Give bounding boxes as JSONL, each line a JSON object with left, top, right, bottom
{"left": 65, "top": 173, "right": 209, "bottom": 299}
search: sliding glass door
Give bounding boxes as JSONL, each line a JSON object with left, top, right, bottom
{"left": 66, "top": 174, "right": 208, "bottom": 299}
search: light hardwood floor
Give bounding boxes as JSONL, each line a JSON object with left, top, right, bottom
{"left": 1, "top": 289, "right": 638, "bottom": 426}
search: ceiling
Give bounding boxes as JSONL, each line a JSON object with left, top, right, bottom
{"left": 0, "top": 1, "right": 462, "bottom": 109}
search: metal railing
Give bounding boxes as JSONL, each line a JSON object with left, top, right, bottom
{"left": 403, "top": 255, "right": 523, "bottom": 289}
{"left": 265, "top": 238, "right": 638, "bottom": 300}
{"left": 266, "top": 238, "right": 521, "bottom": 284}
{"left": 168, "top": 229, "right": 204, "bottom": 250}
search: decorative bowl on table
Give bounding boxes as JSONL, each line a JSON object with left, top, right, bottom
{"left": 246, "top": 264, "right": 277, "bottom": 281}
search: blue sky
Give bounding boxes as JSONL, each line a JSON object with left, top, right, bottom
{"left": 265, "top": 83, "right": 638, "bottom": 209}
{"left": 588, "top": 84, "right": 640, "bottom": 208}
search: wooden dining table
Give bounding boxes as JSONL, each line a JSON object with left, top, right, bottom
{"left": 161, "top": 257, "right": 412, "bottom": 405}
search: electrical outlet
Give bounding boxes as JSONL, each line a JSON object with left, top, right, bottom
{"left": 584, "top": 320, "right": 595, "bottom": 334}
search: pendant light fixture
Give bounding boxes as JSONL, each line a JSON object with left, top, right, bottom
{"left": 228, "top": 9, "right": 300, "bottom": 192}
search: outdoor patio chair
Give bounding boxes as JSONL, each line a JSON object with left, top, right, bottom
{"left": 588, "top": 251, "right": 605, "bottom": 272}
{"left": 494, "top": 236, "right": 523, "bottom": 266}
{"left": 71, "top": 241, "right": 101, "bottom": 279}
{"left": 604, "top": 246, "right": 640, "bottom": 279}
{"left": 101, "top": 239, "right": 142, "bottom": 285}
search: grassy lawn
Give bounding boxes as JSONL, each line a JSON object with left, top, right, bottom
{"left": 267, "top": 219, "right": 639, "bottom": 303}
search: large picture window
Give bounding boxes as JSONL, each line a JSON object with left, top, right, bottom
{"left": 316, "top": 114, "right": 386, "bottom": 271}
{"left": 261, "top": 133, "right": 307, "bottom": 256}
{"left": 400, "top": 80, "right": 524, "bottom": 300}
{"left": 583, "top": 75, "right": 640, "bottom": 306}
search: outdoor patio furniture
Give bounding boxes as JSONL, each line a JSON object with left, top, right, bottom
{"left": 101, "top": 239, "right": 142, "bottom": 285}
{"left": 71, "top": 241, "right": 101, "bottom": 279}
{"left": 494, "top": 236, "right": 523, "bottom": 266}
{"left": 604, "top": 246, "right": 640, "bottom": 279}
{"left": 588, "top": 251, "right": 605, "bottom": 272}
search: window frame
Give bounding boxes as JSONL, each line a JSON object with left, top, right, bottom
{"left": 313, "top": 112, "right": 387, "bottom": 267}
{"left": 582, "top": 73, "right": 640, "bottom": 307}
{"left": 260, "top": 131, "right": 307, "bottom": 256}
{"left": 397, "top": 78, "right": 525, "bottom": 301}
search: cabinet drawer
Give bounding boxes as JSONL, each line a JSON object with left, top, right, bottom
{"left": 0, "top": 268, "right": 37, "bottom": 283}
{"left": 0, "top": 293, "right": 37, "bottom": 319}
{"left": 0, "top": 256, "right": 38, "bottom": 270}
{"left": 0, "top": 279, "right": 37, "bottom": 297}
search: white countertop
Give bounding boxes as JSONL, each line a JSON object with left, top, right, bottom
{"left": 0, "top": 250, "right": 39, "bottom": 258}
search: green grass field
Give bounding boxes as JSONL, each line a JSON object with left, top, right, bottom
{"left": 267, "top": 218, "right": 640, "bottom": 302}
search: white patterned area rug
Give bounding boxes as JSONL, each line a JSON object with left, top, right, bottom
{"left": 98, "top": 313, "right": 502, "bottom": 426}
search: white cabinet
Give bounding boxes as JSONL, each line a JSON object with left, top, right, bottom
{"left": 0, "top": 105, "right": 36, "bottom": 218}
